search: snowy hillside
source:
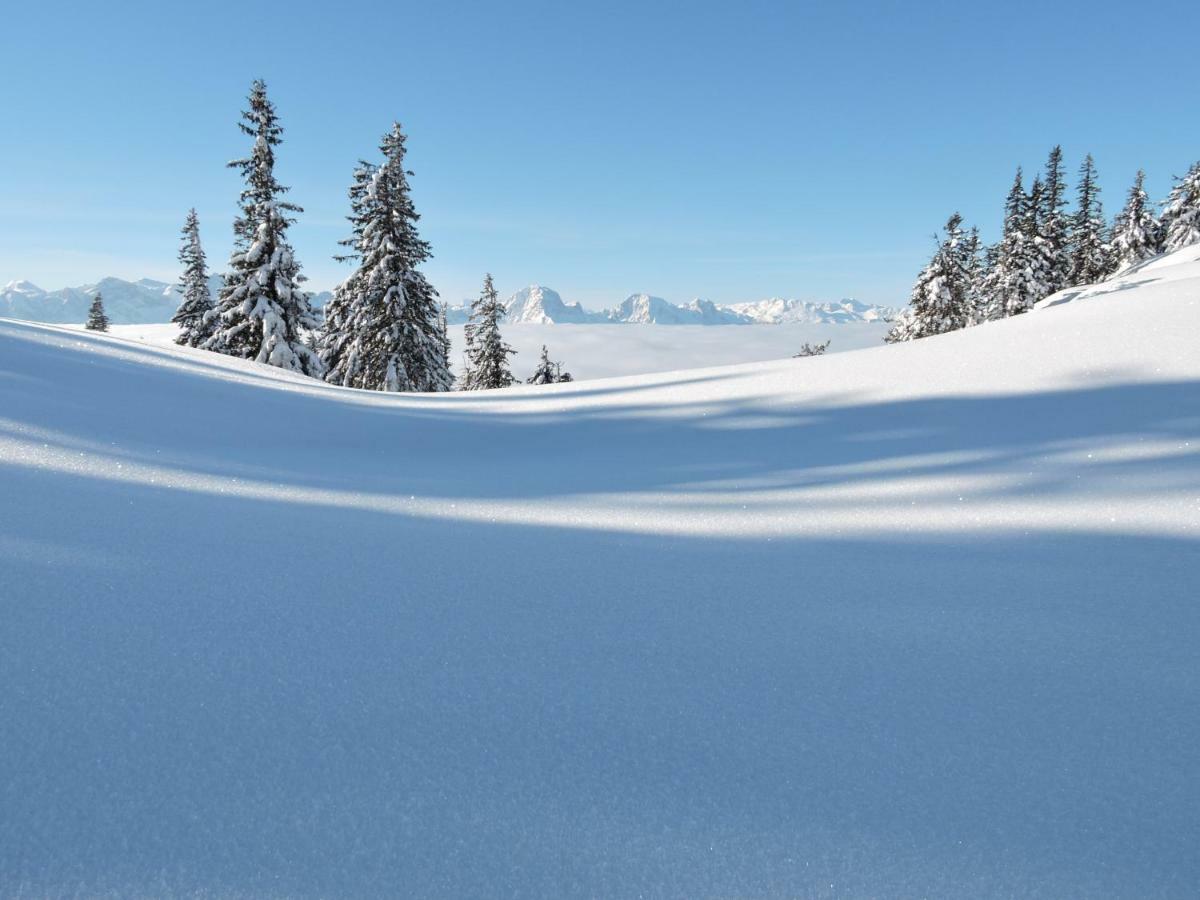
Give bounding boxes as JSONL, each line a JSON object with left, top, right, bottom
{"left": 1, "top": 249, "right": 1198, "bottom": 896}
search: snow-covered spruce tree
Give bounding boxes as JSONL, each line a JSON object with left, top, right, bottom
{"left": 172, "top": 208, "right": 213, "bottom": 346}
{"left": 1039, "top": 145, "right": 1071, "bottom": 294}
{"left": 319, "top": 124, "right": 452, "bottom": 391}
{"left": 1109, "top": 170, "right": 1162, "bottom": 273}
{"left": 1068, "top": 154, "right": 1111, "bottom": 285}
{"left": 1161, "top": 160, "right": 1200, "bottom": 252}
{"left": 885, "top": 212, "right": 975, "bottom": 342}
{"left": 85, "top": 294, "right": 109, "bottom": 331}
{"left": 462, "top": 273, "right": 516, "bottom": 390}
{"left": 978, "top": 168, "right": 1049, "bottom": 319}
{"left": 526, "top": 344, "right": 573, "bottom": 384}
{"left": 204, "top": 80, "right": 321, "bottom": 376}
{"left": 437, "top": 303, "right": 452, "bottom": 380}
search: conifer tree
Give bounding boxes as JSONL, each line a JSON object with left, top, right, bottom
{"left": 1161, "top": 160, "right": 1200, "bottom": 252}
{"left": 886, "top": 212, "right": 976, "bottom": 342}
{"left": 462, "top": 274, "right": 516, "bottom": 390}
{"left": 204, "top": 80, "right": 321, "bottom": 376}
{"left": 526, "top": 345, "right": 572, "bottom": 384}
{"left": 85, "top": 294, "right": 109, "bottom": 332}
{"left": 1039, "top": 145, "right": 1071, "bottom": 293}
{"left": 172, "top": 208, "right": 213, "bottom": 347}
{"left": 1068, "top": 154, "right": 1111, "bottom": 285}
{"left": 978, "top": 168, "right": 1048, "bottom": 318}
{"left": 1109, "top": 170, "right": 1163, "bottom": 273}
{"left": 318, "top": 124, "right": 452, "bottom": 391}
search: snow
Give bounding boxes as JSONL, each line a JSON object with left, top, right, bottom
{"left": 1, "top": 249, "right": 1199, "bottom": 895}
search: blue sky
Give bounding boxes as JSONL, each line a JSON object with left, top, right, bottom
{"left": 2, "top": 0, "right": 1198, "bottom": 307}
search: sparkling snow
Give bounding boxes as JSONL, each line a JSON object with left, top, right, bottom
{"left": 1, "top": 247, "right": 1199, "bottom": 896}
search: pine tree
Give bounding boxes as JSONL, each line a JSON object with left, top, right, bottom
{"left": 1161, "top": 160, "right": 1200, "bottom": 252}
{"left": 437, "top": 303, "right": 452, "bottom": 379}
{"left": 172, "top": 208, "right": 213, "bottom": 346}
{"left": 318, "top": 124, "right": 452, "bottom": 391}
{"left": 85, "top": 294, "right": 109, "bottom": 331}
{"left": 978, "top": 168, "right": 1049, "bottom": 318}
{"left": 1025, "top": 175, "right": 1058, "bottom": 301}
{"left": 1109, "top": 170, "right": 1163, "bottom": 273}
{"left": 1068, "top": 154, "right": 1111, "bottom": 285}
{"left": 1039, "top": 145, "right": 1071, "bottom": 294}
{"left": 203, "top": 80, "right": 321, "bottom": 376}
{"left": 526, "top": 345, "right": 572, "bottom": 384}
{"left": 886, "top": 212, "right": 975, "bottom": 342}
{"left": 462, "top": 274, "right": 516, "bottom": 389}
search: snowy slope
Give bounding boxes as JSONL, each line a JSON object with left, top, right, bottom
{"left": 1, "top": 253, "right": 1199, "bottom": 896}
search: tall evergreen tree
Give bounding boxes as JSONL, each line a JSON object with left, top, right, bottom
{"left": 527, "top": 345, "right": 572, "bottom": 384}
{"left": 1039, "top": 145, "right": 1071, "bottom": 294}
{"left": 319, "top": 124, "right": 452, "bottom": 391}
{"left": 462, "top": 274, "right": 516, "bottom": 389}
{"left": 204, "top": 80, "right": 321, "bottom": 376}
{"left": 979, "top": 168, "right": 1049, "bottom": 318}
{"left": 885, "top": 212, "right": 975, "bottom": 342}
{"left": 1109, "top": 170, "right": 1163, "bottom": 273}
{"left": 85, "top": 294, "right": 109, "bottom": 332}
{"left": 1068, "top": 154, "right": 1111, "bottom": 285}
{"left": 172, "top": 208, "right": 213, "bottom": 347}
{"left": 316, "top": 125, "right": 451, "bottom": 393}
{"left": 1161, "top": 160, "right": 1200, "bottom": 252}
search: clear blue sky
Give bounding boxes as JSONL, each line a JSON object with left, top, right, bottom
{"left": 2, "top": 0, "right": 1198, "bottom": 307}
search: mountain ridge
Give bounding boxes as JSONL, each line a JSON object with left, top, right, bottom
{"left": 2, "top": 276, "right": 895, "bottom": 326}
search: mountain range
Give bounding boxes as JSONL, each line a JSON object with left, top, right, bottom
{"left": 1, "top": 277, "right": 894, "bottom": 326}
{"left": 447, "top": 285, "right": 896, "bottom": 325}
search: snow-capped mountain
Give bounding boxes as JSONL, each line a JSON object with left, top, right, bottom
{"left": 504, "top": 285, "right": 605, "bottom": 324}
{"left": 2, "top": 276, "right": 892, "bottom": 327}
{"left": 606, "top": 294, "right": 748, "bottom": 325}
{"left": 726, "top": 297, "right": 896, "bottom": 324}
{"left": 1, "top": 276, "right": 333, "bottom": 325}
{"left": 438, "top": 285, "right": 896, "bottom": 326}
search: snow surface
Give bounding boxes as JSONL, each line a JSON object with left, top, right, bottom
{"left": 1, "top": 248, "right": 1199, "bottom": 896}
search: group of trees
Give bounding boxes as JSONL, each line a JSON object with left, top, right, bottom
{"left": 888, "top": 147, "right": 1200, "bottom": 342}
{"left": 166, "top": 80, "right": 570, "bottom": 393}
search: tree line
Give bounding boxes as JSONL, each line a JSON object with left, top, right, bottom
{"left": 156, "top": 80, "right": 570, "bottom": 391}
{"left": 887, "top": 146, "right": 1200, "bottom": 342}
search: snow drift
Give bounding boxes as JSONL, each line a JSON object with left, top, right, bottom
{"left": 1, "top": 246, "right": 1198, "bottom": 896}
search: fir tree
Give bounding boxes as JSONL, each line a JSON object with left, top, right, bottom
{"left": 319, "top": 124, "right": 452, "bottom": 391}
{"left": 85, "top": 294, "right": 109, "bottom": 332}
{"left": 1039, "top": 145, "right": 1071, "bottom": 294}
{"left": 1161, "top": 160, "right": 1200, "bottom": 252}
{"left": 204, "top": 80, "right": 321, "bottom": 376}
{"left": 1068, "top": 154, "right": 1111, "bottom": 285}
{"left": 526, "top": 344, "right": 573, "bottom": 384}
{"left": 886, "top": 212, "right": 975, "bottom": 342}
{"left": 462, "top": 274, "right": 516, "bottom": 390}
{"left": 793, "top": 340, "right": 831, "bottom": 357}
{"left": 978, "top": 168, "right": 1049, "bottom": 318}
{"left": 172, "top": 208, "right": 213, "bottom": 347}
{"left": 1109, "top": 170, "right": 1163, "bottom": 273}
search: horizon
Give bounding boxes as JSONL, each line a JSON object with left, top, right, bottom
{"left": 3, "top": 0, "right": 1199, "bottom": 308}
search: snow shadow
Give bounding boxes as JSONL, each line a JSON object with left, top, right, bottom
{"left": 1, "top": 471, "right": 1197, "bottom": 897}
